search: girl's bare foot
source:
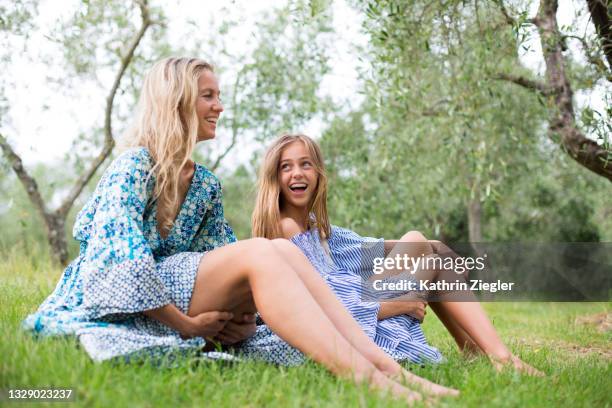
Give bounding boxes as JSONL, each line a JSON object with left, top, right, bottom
{"left": 374, "top": 359, "right": 459, "bottom": 397}
{"left": 490, "top": 354, "right": 544, "bottom": 376}
{"left": 370, "top": 371, "right": 424, "bottom": 405}
{"left": 399, "top": 369, "right": 460, "bottom": 397}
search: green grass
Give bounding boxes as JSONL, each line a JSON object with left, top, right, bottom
{"left": 1, "top": 251, "right": 610, "bottom": 407}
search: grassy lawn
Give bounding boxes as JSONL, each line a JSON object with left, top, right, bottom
{"left": 1, "top": 252, "right": 610, "bottom": 407}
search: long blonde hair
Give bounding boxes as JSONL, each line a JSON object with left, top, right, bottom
{"left": 252, "top": 134, "right": 330, "bottom": 239}
{"left": 123, "top": 57, "right": 213, "bottom": 232}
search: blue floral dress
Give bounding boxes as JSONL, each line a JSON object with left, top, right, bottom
{"left": 23, "top": 147, "right": 236, "bottom": 362}
{"left": 238, "top": 227, "right": 443, "bottom": 366}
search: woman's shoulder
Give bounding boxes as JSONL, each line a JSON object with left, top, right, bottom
{"left": 91, "top": 147, "right": 155, "bottom": 198}
{"left": 111, "top": 147, "right": 154, "bottom": 172}
{"left": 99, "top": 147, "right": 154, "bottom": 185}
{"left": 196, "top": 163, "right": 222, "bottom": 189}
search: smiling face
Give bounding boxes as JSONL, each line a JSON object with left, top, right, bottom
{"left": 196, "top": 70, "right": 224, "bottom": 141}
{"left": 278, "top": 141, "right": 319, "bottom": 212}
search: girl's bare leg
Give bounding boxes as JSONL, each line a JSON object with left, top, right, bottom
{"left": 269, "top": 239, "right": 459, "bottom": 397}
{"left": 187, "top": 238, "right": 422, "bottom": 403}
{"left": 427, "top": 303, "right": 480, "bottom": 355}
{"left": 392, "top": 232, "right": 543, "bottom": 376}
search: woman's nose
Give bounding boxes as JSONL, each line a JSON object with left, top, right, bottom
{"left": 213, "top": 99, "right": 224, "bottom": 112}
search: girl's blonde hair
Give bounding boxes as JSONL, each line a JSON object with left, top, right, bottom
{"left": 123, "top": 57, "right": 213, "bottom": 232}
{"left": 252, "top": 134, "right": 330, "bottom": 239}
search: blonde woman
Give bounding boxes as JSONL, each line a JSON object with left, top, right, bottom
{"left": 252, "top": 134, "right": 543, "bottom": 376}
{"left": 23, "top": 57, "right": 456, "bottom": 403}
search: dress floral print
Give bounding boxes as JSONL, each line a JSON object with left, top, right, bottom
{"left": 23, "top": 147, "right": 236, "bottom": 362}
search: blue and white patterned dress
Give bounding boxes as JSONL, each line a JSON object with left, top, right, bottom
{"left": 238, "top": 227, "right": 443, "bottom": 366}
{"left": 326, "top": 226, "right": 442, "bottom": 363}
{"left": 23, "top": 147, "right": 236, "bottom": 362}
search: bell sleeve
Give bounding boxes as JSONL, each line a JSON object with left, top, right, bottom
{"left": 78, "top": 149, "right": 171, "bottom": 318}
{"left": 191, "top": 175, "right": 237, "bottom": 253}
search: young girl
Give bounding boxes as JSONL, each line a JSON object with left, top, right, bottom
{"left": 252, "top": 133, "right": 542, "bottom": 376}
{"left": 23, "top": 57, "right": 458, "bottom": 403}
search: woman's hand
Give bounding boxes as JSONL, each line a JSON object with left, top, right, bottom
{"left": 180, "top": 311, "right": 234, "bottom": 339}
{"left": 215, "top": 313, "right": 257, "bottom": 345}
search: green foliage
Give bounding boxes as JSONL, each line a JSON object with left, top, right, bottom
{"left": 221, "top": 165, "right": 257, "bottom": 240}
{"left": 314, "top": 0, "right": 610, "bottom": 242}
{"left": 0, "top": 1, "right": 334, "bottom": 254}
{"left": 1, "top": 0, "right": 609, "bottom": 261}
{"left": 0, "top": 0, "right": 38, "bottom": 35}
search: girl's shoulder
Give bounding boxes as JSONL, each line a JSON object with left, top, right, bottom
{"left": 280, "top": 217, "right": 305, "bottom": 240}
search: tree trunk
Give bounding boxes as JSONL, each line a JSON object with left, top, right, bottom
{"left": 586, "top": 0, "right": 612, "bottom": 70}
{"left": 536, "top": 0, "right": 611, "bottom": 181}
{"left": 468, "top": 198, "right": 482, "bottom": 243}
{"left": 45, "top": 213, "right": 69, "bottom": 266}
{"left": 0, "top": 0, "right": 152, "bottom": 267}
{"left": 495, "top": 0, "right": 611, "bottom": 181}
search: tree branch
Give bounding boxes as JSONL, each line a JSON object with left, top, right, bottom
{"left": 419, "top": 98, "right": 452, "bottom": 117}
{"left": 495, "top": 0, "right": 516, "bottom": 26}
{"left": 492, "top": 72, "right": 553, "bottom": 95}
{"left": 562, "top": 34, "right": 612, "bottom": 83}
{"left": 0, "top": 133, "right": 49, "bottom": 220}
{"left": 495, "top": 0, "right": 539, "bottom": 27}
{"left": 56, "top": 0, "right": 152, "bottom": 217}
{"left": 586, "top": 0, "right": 612, "bottom": 71}
{"left": 555, "top": 125, "right": 612, "bottom": 180}
{"left": 537, "top": 0, "right": 611, "bottom": 181}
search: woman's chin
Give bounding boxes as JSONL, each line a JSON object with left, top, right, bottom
{"left": 197, "top": 133, "right": 216, "bottom": 142}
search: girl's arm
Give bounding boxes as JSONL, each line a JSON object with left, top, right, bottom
{"left": 378, "top": 301, "right": 427, "bottom": 322}
{"left": 144, "top": 304, "right": 233, "bottom": 339}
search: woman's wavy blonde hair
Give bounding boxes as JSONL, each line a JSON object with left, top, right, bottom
{"left": 252, "top": 134, "right": 330, "bottom": 240}
{"left": 122, "top": 57, "right": 213, "bottom": 232}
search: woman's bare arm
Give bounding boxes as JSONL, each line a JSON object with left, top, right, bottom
{"left": 144, "top": 304, "right": 233, "bottom": 339}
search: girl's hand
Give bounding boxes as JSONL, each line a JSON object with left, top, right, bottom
{"left": 404, "top": 301, "right": 427, "bottom": 322}
{"left": 378, "top": 300, "right": 427, "bottom": 321}
{"left": 180, "top": 311, "right": 233, "bottom": 339}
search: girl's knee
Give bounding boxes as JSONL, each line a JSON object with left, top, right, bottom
{"left": 401, "top": 230, "right": 428, "bottom": 243}
{"left": 399, "top": 230, "right": 433, "bottom": 255}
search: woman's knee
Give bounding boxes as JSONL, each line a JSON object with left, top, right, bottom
{"left": 270, "top": 238, "right": 300, "bottom": 256}
{"left": 237, "top": 238, "right": 295, "bottom": 277}
{"left": 198, "top": 238, "right": 276, "bottom": 276}
{"left": 237, "top": 237, "right": 277, "bottom": 257}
